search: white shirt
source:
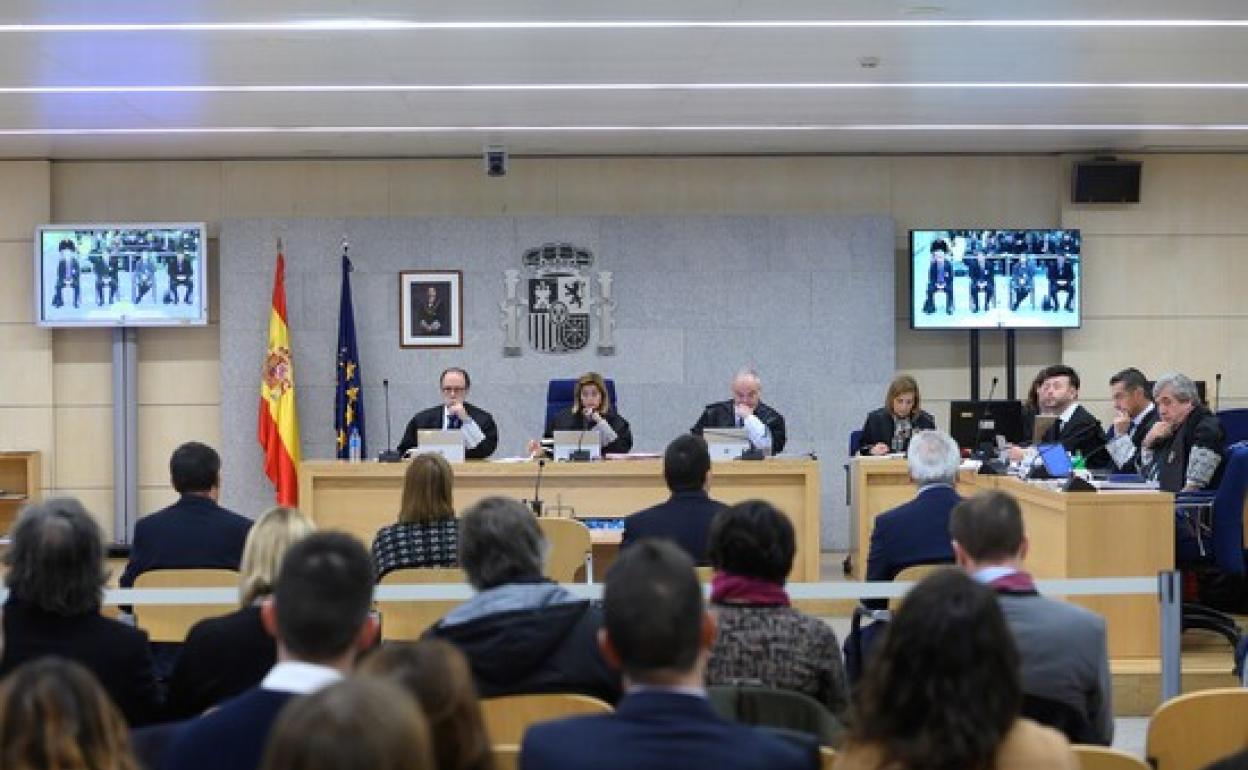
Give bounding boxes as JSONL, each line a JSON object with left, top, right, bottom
{"left": 443, "top": 406, "right": 486, "bottom": 449}
{"left": 740, "top": 412, "right": 772, "bottom": 453}
{"left": 972, "top": 565, "right": 1019, "bottom": 585}
{"left": 260, "top": 661, "right": 343, "bottom": 695}
{"left": 1107, "top": 402, "right": 1154, "bottom": 469}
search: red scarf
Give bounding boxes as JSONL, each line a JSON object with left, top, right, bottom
{"left": 709, "top": 572, "right": 790, "bottom": 607}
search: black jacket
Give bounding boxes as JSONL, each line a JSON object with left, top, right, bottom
{"left": 0, "top": 597, "right": 164, "bottom": 726}
{"left": 858, "top": 408, "right": 936, "bottom": 455}
{"left": 1039, "top": 405, "right": 1108, "bottom": 469}
{"left": 120, "top": 495, "right": 252, "bottom": 588}
{"left": 165, "top": 606, "right": 276, "bottom": 720}
{"left": 1147, "top": 406, "right": 1226, "bottom": 492}
{"left": 426, "top": 587, "right": 621, "bottom": 704}
{"left": 545, "top": 408, "right": 634, "bottom": 454}
{"left": 692, "top": 400, "right": 787, "bottom": 455}
{"left": 621, "top": 490, "right": 727, "bottom": 564}
{"left": 397, "top": 402, "right": 498, "bottom": 459}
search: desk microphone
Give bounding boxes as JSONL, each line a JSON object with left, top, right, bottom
{"left": 972, "top": 377, "right": 1000, "bottom": 461}
{"left": 528, "top": 459, "right": 547, "bottom": 516}
{"left": 377, "top": 379, "right": 402, "bottom": 463}
{"left": 569, "top": 410, "right": 593, "bottom": 463}
{"left": 1215, "top": 372, "right": 1223, "bottom": 412}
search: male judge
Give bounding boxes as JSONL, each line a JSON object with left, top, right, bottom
{"left": 1007, "top": 365, "right": 1107, "bottom": 468}
{"left": 1105, "top": 367, "right": 1158, "bottom": 475}
{"left": 691, "top": 368, "right": 786, "bottom": 455}
{"left": 397, "top": 367, "right": 498, "bottom": 459}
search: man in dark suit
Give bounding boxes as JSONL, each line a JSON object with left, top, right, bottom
{"left": 922, "top": 238, "right": 955, "bottom": 315}
{"left": 952, "top": 491, "right": 1112, "bottom": 745}
{"left": 521, "top": 539, "right": 815, "bottom": 770}
{"left": 1142, "top": 372, "right": 1226, "bottom": 493}
{"left": 120, "top": 441, "right": 252, "bottom": 589}
{"left": 1046, "top": 253, "right": 1076, "bottom": 312}
{"left": 167, "top": 251, "right": 194, "bottom": 304}
{"left": 622, "top": 435, "right": 726, "bottom": 564}
{"left": 864, "top": 430, "right": 963, "bottom": 609}
{"left": 1007, "top": 365, "right": 1108, "bottom": 469}
{"left": 396, "top": 367, "right": 498, "bottom": 459}
{"left": 51, "top": 239, "right": 81, "bottom": 308}
{"left": 415, "top": 284, "right": 450, "bottom": 335}
{"left": 1105, "top": 367, "right": 1158, "bottom": 475}
{"left": 0, "top": 498, "right": 163, "bottom": 726}
{"left": 965, "top": 252, "right": 997, "bottom": 312}
{"left": 158, "top": 533, "right": 379, "bottom": 770}
{"left": 691, "top": 368, "right": 786, "bottom": 455}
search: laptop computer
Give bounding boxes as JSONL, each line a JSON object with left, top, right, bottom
{"left": 410, "top": 430, "right": 466, "bottom": 463}
{"left": 703, "top": 427, "right": 751, "bottom": 462}
{"left": 553, "top": 430, "right": 601, "bottom": 461}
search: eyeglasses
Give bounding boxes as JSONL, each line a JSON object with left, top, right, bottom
{"left": 441, "top": 386, "right": 467, "bottom": 394}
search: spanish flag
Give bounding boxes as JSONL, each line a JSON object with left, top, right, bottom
{"left": 258, "top": 241, "right": 301, "bottom": 506}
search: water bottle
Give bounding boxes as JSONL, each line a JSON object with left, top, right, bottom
{"left": 348, "top": 426, "right": 362, "bottom": 462}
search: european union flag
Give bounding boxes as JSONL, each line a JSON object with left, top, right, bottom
{"left": 334, "top": 247, "right": 366, "bottom": 458}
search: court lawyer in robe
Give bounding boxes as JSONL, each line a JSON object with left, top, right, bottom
{"left": 1141, "top": 372, "right": 1225, "bottom": 493}
{"left": 397, "top": 367, "right": 498, "bottom": 460}
{"left": 691, "top": 368, "right": 786, "bottom": 455}
{"left": 1008, "top": 364, "right": 1107, "bottom": 468}
{"left": 858, "top": 374, "right": 936, "bottom": 455}
{"left": 1104, "top": 367, "right": 1159, "bottom": 475}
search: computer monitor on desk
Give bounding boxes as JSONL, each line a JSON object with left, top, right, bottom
{"left": 950, "top": 400, "right": 1025, "bottom": 450}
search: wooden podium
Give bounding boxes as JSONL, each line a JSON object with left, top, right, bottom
{"left": 850, "top": 457, "right": 1174, "bottom": 658}
{"left": 299, "top": 457, "right": 823, "bottom": 581}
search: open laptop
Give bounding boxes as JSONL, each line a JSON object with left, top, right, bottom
{"left": 553, "top": 430, "right": 601, "bottom": 461}
{"left": 410, "top": 430, "right": 465, "bottom": 463}
{"left": 1030, "top": 443, "right": 1072, "bottom": 479}
{"left": 703, "top": 427, "right": 751, "bottom": 462}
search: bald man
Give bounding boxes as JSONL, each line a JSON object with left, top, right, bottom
{"left": 691, "top": 368, "right": 787, "bottom": 455}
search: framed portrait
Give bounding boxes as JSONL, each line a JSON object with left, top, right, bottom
{"left": 400, "top": 270, "right": 463, "bottom": 348}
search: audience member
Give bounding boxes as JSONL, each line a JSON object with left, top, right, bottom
{"left": 951, "top": 491, "right": 1113, "bottom": 745}
{"left": 857, "top": 374, "right": 936, "bottom": 456}
{"left": 120, "top": 441, "right": 252, "bottom": 588}
{"left": 360, "top": 640, "right": 492, "bottom": 770}
{"left": 426, "top": 497, "right": 619, "bottom": 703}
{"left": 705, "top": 500, "right": 848, "bottom": 717}
{"left": 1143, "top": 372, "right": 1226, "bottom": 492}
{"left": 0, "top": 657, "right": 141, "bottom": 770}
{"left": 165, "top": 506, "right": 315, "bottom": 719}
{"left": 521, "top": 539, "right": 815, "bottom": 770}
{"left": 1105, "top": 367, "right": 1158, "bottom": 475}
{"left": 159, "top": 532, "right": 378, "bottom": 770}
{"left": 839, "top": 570, "right": 1075, "bottom": 770}
{"left": 691, "top": 368, "right": 787, "bottom": 455}
{"left": 371, "top": 453, "right": 459, "bottom": 578}
{"left": 863, "top": 430, "right": 962, "bottom": 609}
{"left": 622, "top": 435, "right": 726, "bottom": 563}
{"left": 259, "top": 677, "right": 433, "bottom": 770}
{"left": 0, "top": 498, "right": 162, "bottom": 726}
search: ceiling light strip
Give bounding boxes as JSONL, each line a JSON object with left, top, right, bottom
{"left": 4, "top": 124, "right": 1248, "bottom": 136}
{"left": 8, "top": 82, "right": 1248, "bottom": 93}
{"left": 0, "top": 20, "right": 1247, "bottom": 32}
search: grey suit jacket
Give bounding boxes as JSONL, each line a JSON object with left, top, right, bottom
{"left": 998, "top": 592, "right": 1113, "bottom": 745}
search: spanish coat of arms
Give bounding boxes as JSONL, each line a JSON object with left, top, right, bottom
{"left": 500, "top": 243, "right": 616, "bottom": 356}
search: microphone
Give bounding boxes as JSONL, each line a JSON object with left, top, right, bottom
{"left": 377, "top": 379, "right": 401, "bottom": 463}
{"left": 527, "top": 459, "right": 547, "bottom": 516}
{"left": 971, "top": 377, "right": 1000, "bottom": 460}
{"left": 569, "top": 409, "right": 592, "bottom": 463}
{"left": 1215, "top": 373, "right": 1222, "bottom": 412}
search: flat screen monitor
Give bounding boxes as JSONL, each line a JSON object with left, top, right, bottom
{"left": 910, "top": 229, "right": 1081, "bottom": 330}
{"left": 35, "top": 223, "right": 208, "bottom": 327}
{"left": 949, "top": 399, "right": 1026, "bottom": 450}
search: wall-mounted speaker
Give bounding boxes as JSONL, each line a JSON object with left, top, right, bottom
{"left": 1072, "top": 160, "right": 1142, "bottom": 203}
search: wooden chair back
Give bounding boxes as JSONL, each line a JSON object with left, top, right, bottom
{"left": 889, "top": 563, "right": 953, "bottom": 610}
{"left": 376, "top": 567, "right": 468, "bottom": 641}
{"left": 481, "top": 693, "right": 613, "bottom": 744}
{"left": 132, "top": 569, "right": 239, "bottom": 643}
{"left": 1146, "top": 687, "right": 1248, "bottom": 770}
{"left": 492, "top": 743, "right": 520, "bottom": 770}
{"left": 695, "top": 566, "right": 715, "bottom": 583}
{"left": 1072, "top": 745, "right": 1150, "bottom": 770}
{"left": 537, "top": 518, "right": 592, "bottom": 583}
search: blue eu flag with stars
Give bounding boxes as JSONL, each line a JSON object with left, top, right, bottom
{"left": 334, "top": 248, "right": 366, "bottom": 458}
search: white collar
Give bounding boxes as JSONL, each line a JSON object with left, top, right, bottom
{"left": 260, "top": 661, "right": 343, "bottom": 695}
{"left": 1134, "top": 402, "right": 1156, "bottom": 425}
{"left": 973, "top": 566, "right": 1019, "bottom": 584}
{"left": 1058, "top": 402, "right": 1080, "bottom": 423}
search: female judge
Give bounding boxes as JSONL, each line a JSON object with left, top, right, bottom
{"left": 858, "top": 375, "right": 936, "bottom": 455}
{"left": 529, "top": 372, "right": 633, "bottom": 456}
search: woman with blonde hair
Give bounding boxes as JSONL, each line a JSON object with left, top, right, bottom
{"left": 529, "top": 372, "right": 633, "bottom": 457}
{"left": 165, "top": 506, "right": 315, "bottom": 718}
{"left": 371, "top": 453, "right": 459, "bottom": 578}
{"left": 0, "top": 657, "right": 140, "bottom": 770}
{"left": 858, "top": 374, "right": 936, "bottom": 455}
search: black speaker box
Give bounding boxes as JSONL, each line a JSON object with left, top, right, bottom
{"left": 1072, "top": 160, "right": 1142, "bottom": 203}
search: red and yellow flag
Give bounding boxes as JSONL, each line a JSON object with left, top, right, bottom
{"left": 258, "top": 242, "right": 301, "bottom": 506}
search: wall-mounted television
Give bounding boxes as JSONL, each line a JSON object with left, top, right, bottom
{"left": 35, "top": 223, "right": 208, "bottom": 327}
{"left": 910, "top": 229, "right": 1081, "bottom": 330}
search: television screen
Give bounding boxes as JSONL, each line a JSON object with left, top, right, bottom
{"left": 910, "top": 229, "right": 1081, "bottom": 330}
{"left": 35, "top": 223, "right": 208, "bottom": 327}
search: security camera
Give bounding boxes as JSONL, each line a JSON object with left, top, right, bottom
{"left": 484, "top": 145, "right": 508, "bottom": 177}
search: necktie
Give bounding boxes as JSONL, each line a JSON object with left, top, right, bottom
{"left": 735, "top": 414, "right": 744, "bottom": 428}
{"left": 448, "top": 414, "right": 462, "bottom": 430}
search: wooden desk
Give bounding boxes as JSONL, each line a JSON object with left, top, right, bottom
{"left": 850, "top": 457, "right": 1174, "bottom": 658}
{"left": 0, "top": 451, "right": 40, "bottom": 536}
{"left": 299, "top": 457, "right": 822, "bottom": 581}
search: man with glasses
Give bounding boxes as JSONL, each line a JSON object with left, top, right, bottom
{"left": 397, "top": 367, "right": 499, "bottom": 459}
{"left": 691, "top": 368, "right": 787, "bottom": 455}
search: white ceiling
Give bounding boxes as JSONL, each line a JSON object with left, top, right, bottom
{"left": 2, "top": 1, "right": 1248, "bottom": 158}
